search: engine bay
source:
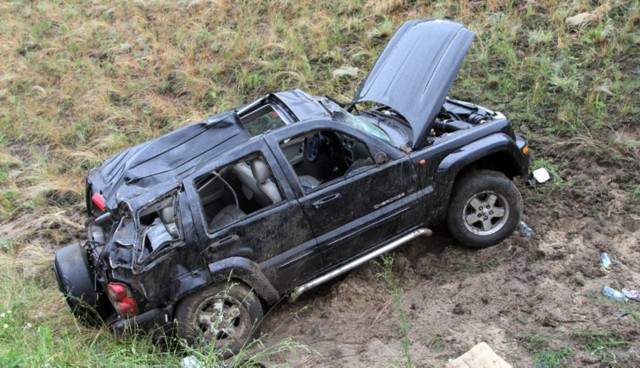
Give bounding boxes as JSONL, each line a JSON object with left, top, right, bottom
{"left": 431, "top": 98, "right": 498, "bottom": 135}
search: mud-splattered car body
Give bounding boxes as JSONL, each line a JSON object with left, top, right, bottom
{"left": 54, "top": 19, "right": 529, "bottom": 351}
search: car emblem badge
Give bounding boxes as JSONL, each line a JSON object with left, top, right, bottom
{"left": 374, "top": 192, "right": 406, "bottom": 209}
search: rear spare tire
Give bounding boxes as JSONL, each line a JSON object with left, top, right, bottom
{"left": 53, "top": 243, "right": 111, "bottom": 326}
{"left": 447, "top": 170, "right": 523, "bottom": 248}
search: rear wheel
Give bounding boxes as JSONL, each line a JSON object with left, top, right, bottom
{"left": 174, "top": 282, "right": 263, "bottom": 358}
{"left": 447, "top": 170, "right": 523, "bottom": 248}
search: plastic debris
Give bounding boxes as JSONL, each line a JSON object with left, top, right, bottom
{"left": 180, "top": 356, "right": 203, "bottom": 368}
{"left": 446, "top": 342, "right": 512, "bottom": 368}
{"left": 603, "top": 286, "right": 627, "bottom": 302}
{"left": 527, "top": 168, "right": 552, "bottom": 187}
{"left": 566, "top": 12, "right": 592, "bottom": 26}
{"left": 518, "top": 221, "right": 533, "bottom": 237}
{"left": 332, "top": 66, "right": 360, "bottom": 78}
{"left": 615, "top": 311, "right": 628, "bottom": 318}
{"left": 622, "top": 288, "right": 640, "bottom": 301}
{"left": 600, "top": 252, "right": 612, "bottom": 269}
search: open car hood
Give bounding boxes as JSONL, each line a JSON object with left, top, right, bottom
{"left": 352, "top": 19, "right": 474, "bottom": 148}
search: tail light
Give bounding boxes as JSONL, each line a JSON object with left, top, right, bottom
{"left": 107, "top": 282, "right": 137, "bottom": 317}
{"left": 91, "top": 193, "right": 106, "bottom": 211}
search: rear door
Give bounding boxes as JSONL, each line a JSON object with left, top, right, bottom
{"left": 184, "top": 140, "right": 323, "bottom": 293}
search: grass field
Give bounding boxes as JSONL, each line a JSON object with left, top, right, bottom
{"left": 0, "top": 0, "right": 638, "bottom": 366}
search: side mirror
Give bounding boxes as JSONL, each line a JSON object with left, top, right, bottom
{"left": 374, "top": 152, "right": 389, "bottom": 165}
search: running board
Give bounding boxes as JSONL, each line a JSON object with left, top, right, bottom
{"left": 288, "top": 228, "right": 432, "bottom": 303}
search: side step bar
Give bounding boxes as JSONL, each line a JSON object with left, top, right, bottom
{"left": 288, "top": 228, "right": 432, "bottom": 303}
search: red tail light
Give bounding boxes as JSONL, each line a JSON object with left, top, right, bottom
{"left": 107, "top": 282, "right": 137, "bottom": 317}
{"left": 91, "top": 193, "right": 106, "bottom": 211}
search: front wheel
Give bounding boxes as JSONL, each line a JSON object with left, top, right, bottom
{"left": 174, "top": 281, "right": 263, "bottom": 358}
{"left": 447, "top": 170, "right": 523, "bottom": 248}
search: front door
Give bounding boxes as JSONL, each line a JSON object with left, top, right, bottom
{"left": 270, "top": 125, "right": 425, "bottom": 268}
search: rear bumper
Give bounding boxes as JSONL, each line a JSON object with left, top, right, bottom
{"left": 109, "top": 305, "right": 174, "bottom": 337}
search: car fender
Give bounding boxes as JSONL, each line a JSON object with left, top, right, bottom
{"left": 436, "top": 133, "right": 524, "bottom": 175}
{"left": 428, "top": 133, "right": 527, "bottom": 223}
{"left": 207, "top": 257, "right": 280, "bottom": 304}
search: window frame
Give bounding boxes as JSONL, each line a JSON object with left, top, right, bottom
{"left": 134, "top": 190, "right": 182, "bottom": 264}
{"left": 277, "top": 128, "right": 376, "bottom": 195}
{"left": 265, "top": 120, "right": 404, "bottom": 200}
{"left": 193, "top": 150, "right": 287, "bottom": 234}
{"left": 238, "top": 100, "right": 293, "bottom": 136}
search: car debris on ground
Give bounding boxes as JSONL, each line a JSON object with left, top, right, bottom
{"left": 446, "top": 342, "right": 512, "bottom": 368}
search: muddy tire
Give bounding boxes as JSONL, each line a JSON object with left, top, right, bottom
{"left": 447, "top": 170, "right": 523, "bottom": 248}
{"left": 174, "top": 281, "right": 263, "bottom": 357}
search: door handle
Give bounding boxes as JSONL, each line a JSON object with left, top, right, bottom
{"left": 312, "top": 193, "right": 342, "bottom": 209}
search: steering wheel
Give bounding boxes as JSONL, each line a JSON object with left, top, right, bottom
{"left": 304, "top": 133, "right": 323, "bottom": 162}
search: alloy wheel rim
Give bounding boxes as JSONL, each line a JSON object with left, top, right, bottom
{"left": 461, "top": 190, "right": 510, "bottom": 236}
{"left": 193, "top": 293, "right": 249, "bottom": 348}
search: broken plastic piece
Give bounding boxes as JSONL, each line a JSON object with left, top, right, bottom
{"left": 518, "top": 221, "right": 533, "bottom": 237}
{"left": 446, "top": 342, "right": 512, "bottom": 368}
{"left": 603, "top": 286, "right": 627, "bottom": 302}
{"left": 622, "top": 288, "right": 640, "bottom": 301}
{"left": 600, "top": 252, "right": 612, "bottom": 269}
{"left": 527, "top": 168, "right": 552, "bottom": 187}
{"left": 180, "top": 356, "right": 203, "bottom": 368}
{"left": 533, "top": 168, "right": 551, "bottom": 183}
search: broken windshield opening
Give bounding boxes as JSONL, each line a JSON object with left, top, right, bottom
{"left": 317, "top": 98, "right": 392, "bottom": 145}
{"left": 333, "top": 109, "right": 392, "bottom": 145}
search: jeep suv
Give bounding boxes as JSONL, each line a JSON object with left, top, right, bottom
{"left": 54, "top": 19, "right": 529, "bottom": 356}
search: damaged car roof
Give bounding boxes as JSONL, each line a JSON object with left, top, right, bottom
{"left": 88, "top": 111, "right": 250, "bottom": 210}
{"left": 352, "top": 19, "right": 475, "bottom": 148}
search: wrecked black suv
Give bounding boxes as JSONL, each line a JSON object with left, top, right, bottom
{"left": 54, "top": 19, "right": 529, "bottom": 355}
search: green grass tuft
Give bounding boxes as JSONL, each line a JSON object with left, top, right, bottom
{"left": 376, "top": 254, "right": 414, "bottom": 368}
{"left": 534, "top": 346, "right": 574, "bottom": 368}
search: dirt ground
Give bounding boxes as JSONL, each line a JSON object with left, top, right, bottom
{"left": 260, "top": 135, "right": 640, "bottom": 367}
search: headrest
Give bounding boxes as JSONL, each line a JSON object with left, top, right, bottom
{"left": 250, "top": 158, "right": 270, "bottom": 184}
{"left": 160, "top": 205, "right": 174, "bottom": 223}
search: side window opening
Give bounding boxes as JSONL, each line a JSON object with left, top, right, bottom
{"left": 280, "top": 130, "right": 374, "bottom": 193}
{"left": 137, "top": 194, "right": 179, "bottom": 262}
{"left": 195, "top": 153, "right": 283, "bottom": 232}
